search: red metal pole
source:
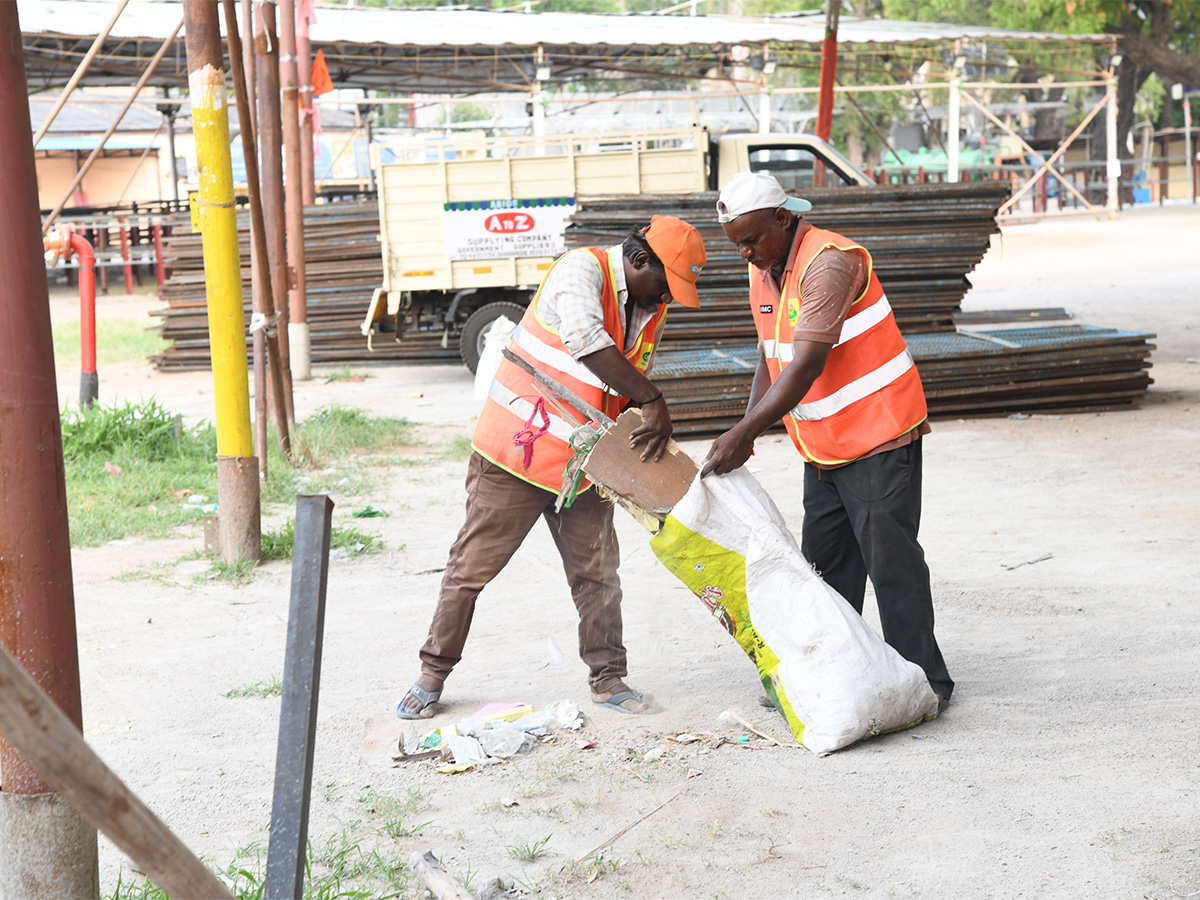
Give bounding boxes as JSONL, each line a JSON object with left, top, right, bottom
{"left": 280, "top": 0, "right": 310, "bottom": 381}
{"left": 118, "top": 217, "right": 134, "bottom": 293}
{"left": 296, "top": 0, "right": 316, "bottom": 206}
{"left": 153, "top": 222, "right": 165, "bottom": 287}
{"left": 255, "top": 0, "right": 296, "bottom": 428}
{"left": 815, "top": 0, "right": 839, "bottom": 143}
{"left": 0, "top": 2, "right": 86, "bottom": 795}
{"left": 68, "top": 233, "right": 99, "bottom": 408}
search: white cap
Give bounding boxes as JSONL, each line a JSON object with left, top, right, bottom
{"left": 716, "top": 171, "right": 812, "bottom": 224}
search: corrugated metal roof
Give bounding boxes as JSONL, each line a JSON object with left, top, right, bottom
{"left": 20, "top": 0, "right": 1110, "bottom": 48}
{"left": 19, "top": 1, "right": 1111, "bottom": 96}
{"left": 29, "top": 96, "right": 163, "bottom": 134}
{"left": 35, "top": 135, "right": 162, "bottom": 150}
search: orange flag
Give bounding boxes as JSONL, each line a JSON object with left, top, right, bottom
{"left": 311, "top": 48, "right": 334, "bottom": 96}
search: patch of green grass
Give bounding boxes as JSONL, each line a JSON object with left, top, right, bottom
{"left": 197, "top": 557, "right": 259, "bottom": 586}
{"left": 506, "top": 834, "right": 552, "bottom": 862}
{"left": 323, "top": 367, "right": 373, "bottom": 382}
{"left": 107, "top": 831, "right": 414, "bottom": 899}
{"left": 440, "top": 433, "right": 474, "bottom": 461}
{"left": 62, "top": 400, "right": 218, "bottom": 547}
{"left": 61, "top": 399, "right": 423, "bottom": 549}
{"left": 53, "top": 317, "right": 168, "bottom": 369}
{"left": 299, "top": 405, "right": 417, "bottom": 459}
{"left": 223, "top": 674, "right": 282, "bottom": 699}
{"left": 261, "top": 519, "right": 384, "bottom": 560}
{"left": 358, "top": 789, "right": 431, "bottom": 841}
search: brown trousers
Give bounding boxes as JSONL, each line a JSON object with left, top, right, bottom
{"left": 418, "top": 452, "right": 627, "bottom": 693}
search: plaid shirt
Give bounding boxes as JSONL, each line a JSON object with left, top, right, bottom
{"left": 536, "top": 245, "right": 663, "bottom": 369}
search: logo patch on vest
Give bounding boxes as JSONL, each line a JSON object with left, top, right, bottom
{"left": 787, "top": 296, "right": 800, "bottom": 326}
{"left": 759, "top": 304, "right": 773, "bottom": 314}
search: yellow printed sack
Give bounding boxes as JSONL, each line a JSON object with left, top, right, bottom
{"left": 650, "top": 468, "right": 938, "bottom": 755}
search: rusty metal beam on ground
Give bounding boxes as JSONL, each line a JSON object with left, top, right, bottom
{"left": 264, "top": 494, "right": 334, "bottom": 900}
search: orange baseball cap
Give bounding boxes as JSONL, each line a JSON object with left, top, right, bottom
{"left": 642, "top": 215, "right": 706, "bottom": 308}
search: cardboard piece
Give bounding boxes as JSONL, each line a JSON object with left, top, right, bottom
{"left": 583, "top": 409, "right": 699, "bottom": 528}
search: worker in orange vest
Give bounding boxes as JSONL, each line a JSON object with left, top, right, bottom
{"left": 701, "top": 172, "right": 953, "bottom": 712}
{"left": 399, "top": 216, "right": 706, "bottom": 719}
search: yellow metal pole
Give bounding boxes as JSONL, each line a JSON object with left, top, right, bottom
{"left": 190, "top": 72, "right": 252, "bottom": 456}
{"left": 184, "top": 0, "right": 260, "bottom": 562}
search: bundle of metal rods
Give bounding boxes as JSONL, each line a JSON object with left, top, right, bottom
{"left": 652, "top": 325, "right": 1156, "bottom": 436}
{"left": 150, "top": 200, "right": 458, "bottom": 370}
{"left": 566, "top": 181, "right": 1013, "bottom": 342}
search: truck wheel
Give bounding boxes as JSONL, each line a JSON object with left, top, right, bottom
{"left": 460, "top": 301, "right": 526, "bottom": 373}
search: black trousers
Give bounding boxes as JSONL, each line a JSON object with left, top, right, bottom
{"left": 800, "top": 439, "right": 954, "bottom": 699}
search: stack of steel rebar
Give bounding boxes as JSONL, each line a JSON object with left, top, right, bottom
{"left": 651, "top": 325, "right": 1156, "bottom": 435}
{"left": 566, "top": 181, "right": 1012, "bottom": 341}
{"left": 151, "top": 201, "right": 461, "bottom": 370}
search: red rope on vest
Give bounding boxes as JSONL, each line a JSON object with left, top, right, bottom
{"left": 512, "top": 396, "right": 551, "bottom": 470}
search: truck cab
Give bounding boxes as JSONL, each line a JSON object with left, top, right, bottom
{"left": 710, "top": 132, "right": 874, "bottom": 190}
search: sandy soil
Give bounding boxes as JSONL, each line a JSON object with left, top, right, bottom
{"left": 51, "top": 205, "right": 1200, "bottom": 898}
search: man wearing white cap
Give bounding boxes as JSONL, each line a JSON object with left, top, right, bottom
{"left": 701, "top": 171, "right": 953, "bottom": 711}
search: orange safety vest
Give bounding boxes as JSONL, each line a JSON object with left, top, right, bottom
{"left": 472, "top": 247, "right": 668, "bottom": 493}
{"left": 750, "top": 226, "right": 928, "bottom": 466}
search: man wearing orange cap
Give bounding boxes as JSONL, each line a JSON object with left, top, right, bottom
{"left": 399, "top": 215, "right": 706, "bottom": 719}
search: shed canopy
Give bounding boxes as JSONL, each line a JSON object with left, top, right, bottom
{"left": 20, "top": 0, "right": 1112, "bottom": 95}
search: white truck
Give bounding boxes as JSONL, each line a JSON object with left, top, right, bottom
{"left": 363, "top": 127, "right": 873, "bottom": 370}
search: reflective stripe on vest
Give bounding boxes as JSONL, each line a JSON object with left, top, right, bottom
{"left": 471, "top": 246, "right": 666, "bottom": 493}
{"left": 750, "top": 226, "right": 927, "bottom": 465}
{"left": 511, "top": 323, "right": 608, "bottom": 391}
{"left": 765, "top": 294, "right": 896, "bottom": 364}
{"left": 486, "top": 377, "right": 577, "bottom": 442}
{"left": 789, "top": 347, "right": 915, "bottom": 421}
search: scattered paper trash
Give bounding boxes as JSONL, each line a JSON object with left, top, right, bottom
{"left": 715, "top": 708, "right": 748, "bottom": 732}
{"left": 174, "top": 488, "right": 193, "bottom": 498}
{"left": 445, "top": 734, "right": 492, "bottom": 766}
{"left": 644, "top": 747, "right": 664, "bottom": 762}
{"left": 104, "top": 461, "right": 122, "bottom": 476}
{"left": 501, "top": 798, "right": 519, "bottom": 808}
{"left": 575, "top": 740, "right": 598, "bottom": 750}
{"left": 687, "top": 769, "right": 702, "bottom": 778}
{"left": 479, "top": 727, "right": 535, "bottom": 758}
{"left": 186, "top": 494, "right": 208, "bottom": 506}
{"left": 672, "top": 733, "right": 700, "bottom": 744}
{"left": 473, "top": 702, "right": 534, "bottom": 723}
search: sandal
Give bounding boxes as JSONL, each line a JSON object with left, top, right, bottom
{"left": 592, "top": 688, "right": 655, "bottom": 715}
{"left": 396, "top": 683, "right": 442, "bottom": 720}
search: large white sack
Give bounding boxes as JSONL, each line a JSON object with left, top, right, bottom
{"left": 650, "top": 468, "right": 939, "bottom": 755}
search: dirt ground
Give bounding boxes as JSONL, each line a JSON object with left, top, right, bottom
{"left": 54, "top": 205, "right": 1200, "bottom": 899}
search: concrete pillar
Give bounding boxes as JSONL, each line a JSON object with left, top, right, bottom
{"left": 0, "top": 792, "right": 98, "bottom": 900}
{"left": 1106, "top": 73, "right": 1120, "bottom": 218}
